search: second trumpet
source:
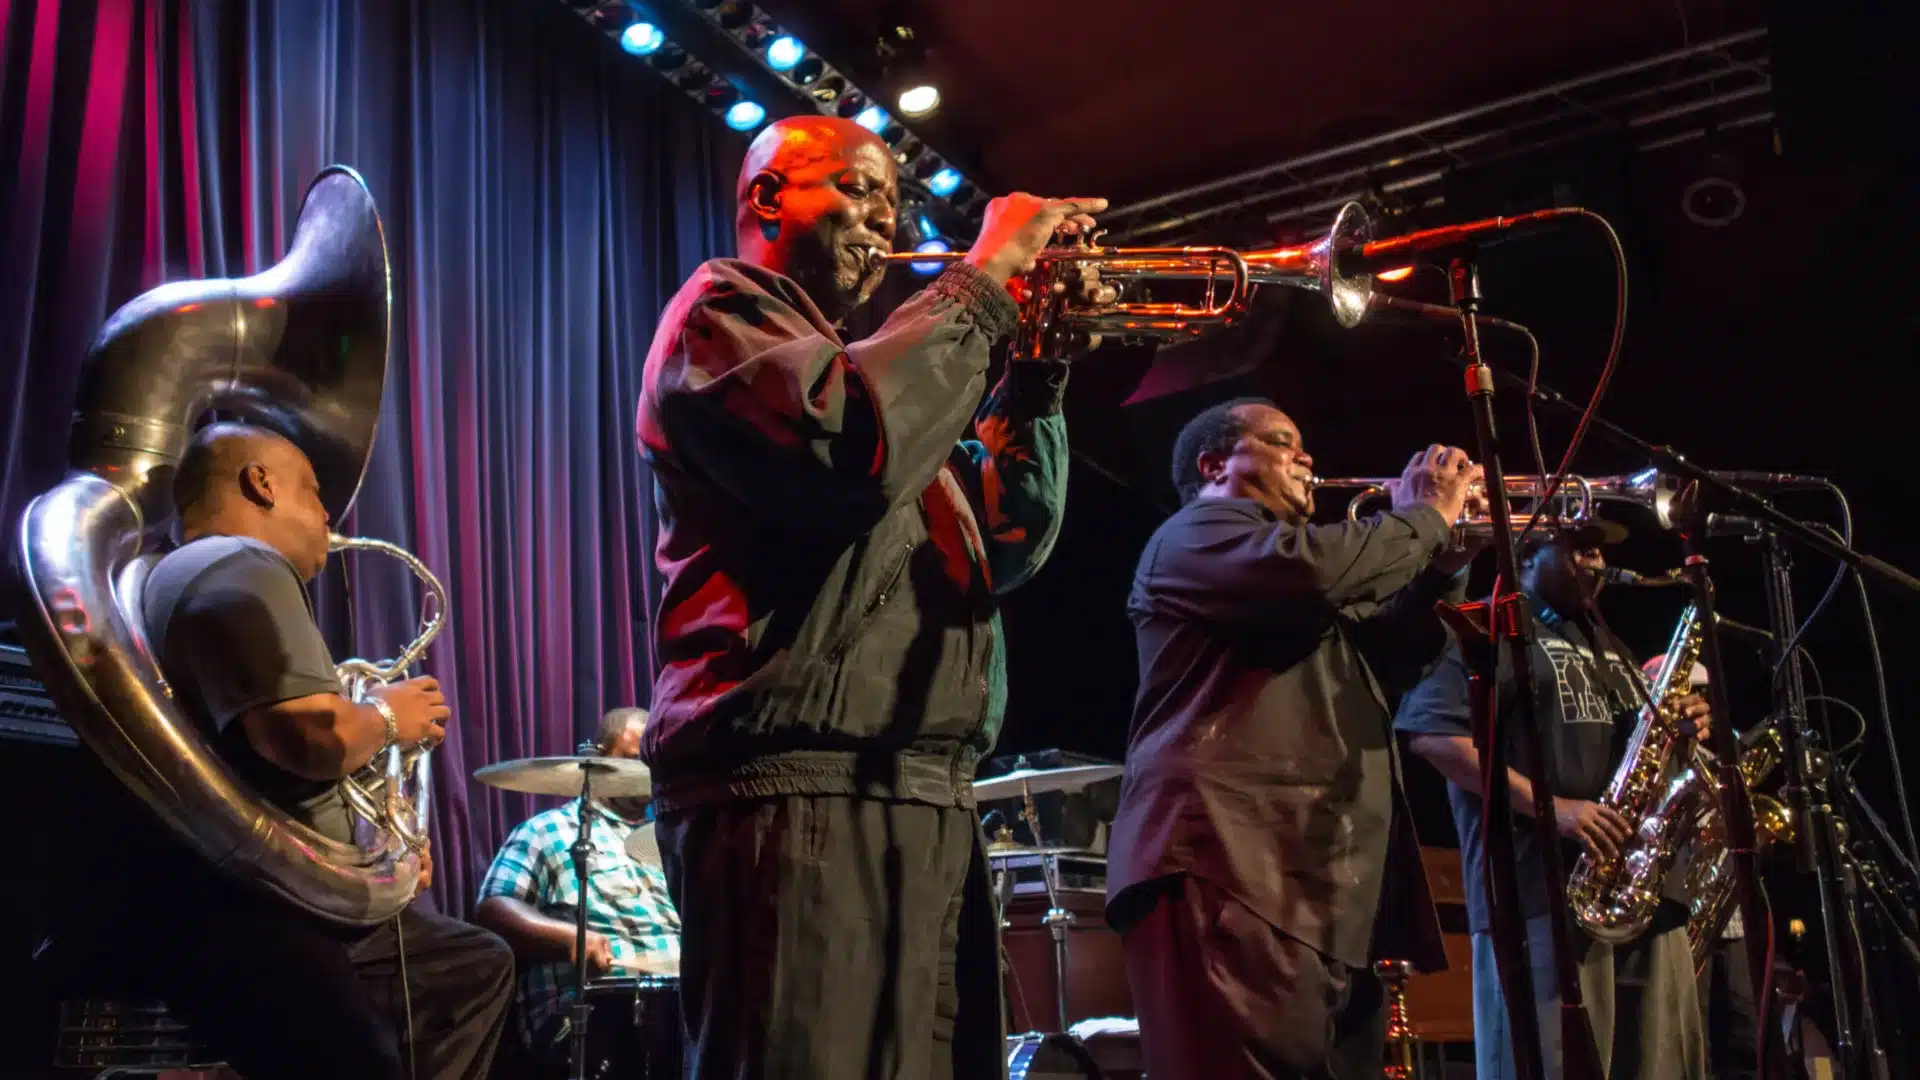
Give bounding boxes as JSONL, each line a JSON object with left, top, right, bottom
{"left": 1308, "top": 471, "right": 1680, "bottom": 541}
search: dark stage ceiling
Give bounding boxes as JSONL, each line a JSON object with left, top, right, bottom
{"left": 759, "top": 0, "right": 1766, "bottom": 205}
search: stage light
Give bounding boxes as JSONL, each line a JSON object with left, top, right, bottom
{"left": 766, "top": 35, "right": 806, "bottom": 71}
{"left": 916, "top": 213, "right": 940, "bottom": 241}
{"left": 621, "top": 22, "right": 666, "bottom": 56}
{"left": 928, "top": 167, "right": 962, "bottom": 197}
{"left": 725, "top": 101, "right": 767, "bottom": 131}
{"left": 855, "top": 105, "right": 891, "bottom": 134}
{"left": 897, "top": 84, "right": 940, "bottom": 118}
{"left": 911, "top": 239, "right": 950, "bottom": 275}
{"left": 1375, "top": 266, "right": 1414, "bottom": 282}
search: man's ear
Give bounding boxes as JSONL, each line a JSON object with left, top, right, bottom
{"left": 237, "top": 461, "right": 275, "bottom": 510}
{"left": 1195, "top": 450, "right": 1226, "bottom": 487}
{"left": 745, "top": 171, "right": 784, "bottom": 228}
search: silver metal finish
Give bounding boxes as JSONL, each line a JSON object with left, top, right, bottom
{"left": 1310, "top": 469, "right": 1680, "bottom": 539}
{"left": 9, "top": 166, "right": 424, "bottom": 926}
{"left": 329, "top": 532, "right": 447, "bottom": 853}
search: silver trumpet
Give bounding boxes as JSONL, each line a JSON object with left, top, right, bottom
{"left": 1309, "top": 469, "right": 1683, "bottom": 540}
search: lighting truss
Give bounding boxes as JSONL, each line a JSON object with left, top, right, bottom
{"left": 1103, "top": 28, "right": 1774, "bottom": 246}
{"left": 556, "top": 0, "right": 985, "bottom": 240}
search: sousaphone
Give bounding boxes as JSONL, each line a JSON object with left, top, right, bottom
{"left": 11, "top": 166, "right": 426, "bottom": 926}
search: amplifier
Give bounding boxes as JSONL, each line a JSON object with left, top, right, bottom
{"left": 0, "top": 638, "right": 76, "bottom": 747}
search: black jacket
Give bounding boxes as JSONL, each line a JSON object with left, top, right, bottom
{"left": 1106, "top": 496, "right": 1457, "bottom": 971}
{"left": 635, "top": 258, "right": 1070, "bottom": 813}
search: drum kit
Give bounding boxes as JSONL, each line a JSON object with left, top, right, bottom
{"left": 473, "top": 745, "right": 668, "bottom": 1080}
{"left": 470, "top": 739, "right": 1125, "bottom": 1080}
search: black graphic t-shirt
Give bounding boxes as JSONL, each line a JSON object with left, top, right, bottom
{"left": 1395, "top": 597, "right": 1650, "bottom": 932}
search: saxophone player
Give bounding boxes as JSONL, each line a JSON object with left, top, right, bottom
{"left": 1395, "top": 522, "right": 1714, "bottom": 1080}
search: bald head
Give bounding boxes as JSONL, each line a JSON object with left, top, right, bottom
{"left": 736, "top": 115, "right": 892, "bottom": 218}
{"left": 735, "top": 115, "right": 899, "bottom": 323}
{"left": 175, "top": 422, "right": 332, "bottom": 580}
{"left": 175, "top": 424, "right": 296, "bottom": 520}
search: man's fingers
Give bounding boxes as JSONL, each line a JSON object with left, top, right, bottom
{"left": 1048, "top": 197, "right": 1109, "bottom": 216}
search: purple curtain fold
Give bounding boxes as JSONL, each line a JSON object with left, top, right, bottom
{"left": 0, "top": 0, "right": 742, "bottom": 915}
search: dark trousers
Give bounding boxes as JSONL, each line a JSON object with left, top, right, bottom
{"left": 1699, "top": 936, "right": 1759, "bottom": 1080}
{"left": 112, "top": 852, "right": 515, "bottom": 1080}
{"left": 656, "top": 795, "right": 1007, "bottom": 1080}
{"left": 1118, "top": 874, "right": 1385, "bottom": 1080}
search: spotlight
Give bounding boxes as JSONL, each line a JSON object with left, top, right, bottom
{"left": 766, "top": 35, "right": 806, "bottom": 71}
{"left": 927, "top": 167, "right": 962, "bottom": 198}
{"left": 897, "top": 84, "right": 940, "bottom": 118}
{"left": 910, "top": 239, "right": 950, "bottom": 275}
{"left": 621, "top": 22, "right": 666, "bottom": 56}
{"left": 875, "top": 20, "right": 940, "bottom": 120}
{"left": 854, "top": 105, "right": 890, "bottom": 134}
{"left": 916, "top": 213, "right": 940, "bottom": 241}
{"left": 725, "top": 100, "right": 767, "bottom": 131}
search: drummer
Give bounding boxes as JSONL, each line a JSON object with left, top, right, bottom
{"left": 474, "top": 707, "right": 680, "bottom": 1059}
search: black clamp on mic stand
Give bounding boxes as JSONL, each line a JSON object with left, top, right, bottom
{"left": 1447, "top": 357, "right": 1920, "bottom": 1080}
{"left": 1434, "top": 255, "right": 1607, "bottom": 1080}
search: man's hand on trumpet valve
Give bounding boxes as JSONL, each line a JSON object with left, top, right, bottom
{"left": 965, "top": 192, "right": 1108, "bottom": 283}
{"left": 1384, "top": 446, "right": 1486, "bottom": 574}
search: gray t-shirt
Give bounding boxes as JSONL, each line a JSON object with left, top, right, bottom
{"left": 1395, "top": 598, "right": 1676, "bottom": 934}
{"left": 142, "top": 535, "right": 355, "bottom": 843}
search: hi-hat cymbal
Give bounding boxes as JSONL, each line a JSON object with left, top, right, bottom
{"left": 473, "top": 755, "right": 652, "bottom": 798}
{"left": 971, "top": 763, "right": 1122, "bottom": 802}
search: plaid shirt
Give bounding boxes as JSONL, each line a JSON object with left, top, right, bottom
{"left": 477, "top": 798, "right": 681, "bottom": 1047}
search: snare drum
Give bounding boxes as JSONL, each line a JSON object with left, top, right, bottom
{"left": 582, "top": 975, "right": 683, "bottom": 1080}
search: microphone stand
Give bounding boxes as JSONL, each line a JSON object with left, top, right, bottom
{"left": 1759, "top": 528, "right": 1877, "bottom": 1079}
{"left": 1445, "top": 351, "right": 1920, "bottom": 1080}
{"left": 568, "top": 754, "right": 598, "bottom": 1080}
{"left": 1439, "top": 256, "right": 1605, "bottom": 1080}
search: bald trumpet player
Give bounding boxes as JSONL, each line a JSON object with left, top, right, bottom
{"left": 1108, "top": 396, "right": 1488, "bottom": 1080}
{"left": 636, "top": 112, "right": 1116, "bottom": 1080}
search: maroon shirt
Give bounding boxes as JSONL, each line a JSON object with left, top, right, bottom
{"left": 1107, "top": 496, "right": 1455, "bottom": 972}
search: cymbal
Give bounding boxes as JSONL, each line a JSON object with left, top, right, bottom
{"left": 473, "top": 755, "right": 653, "bottom": 798}
{"left": 985, "top": 844, "right": 1089, "bottom": 858}
{"left": 971, "top": 763, "right": 1122, "bottom": 802}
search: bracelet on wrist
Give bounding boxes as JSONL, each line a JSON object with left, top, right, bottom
{"left": 368, "top": 696, "right": 400, "bottom": 756}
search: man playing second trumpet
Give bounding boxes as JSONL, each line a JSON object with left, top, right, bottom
{"left": 1108, "top": 397, "right": 1482, "bottom": 1080}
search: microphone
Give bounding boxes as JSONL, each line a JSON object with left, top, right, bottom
{"left": 1705, "top": 471, "right": 1830, "bottom": 492}
{"left": 1706, "top": 513, "right": 1765, "bottom": 540}
{"left": 1366, "top": 293, "right": 1529, "bottom": 333}
{"left": 1715, "top": 613, "right": 1776, "bottom": 645}
{"left": 1339, "top": 207, "right": 1579, "bottom": 275}
{"left": 1602, "top": 567, "right": 1687, "bottom": 587}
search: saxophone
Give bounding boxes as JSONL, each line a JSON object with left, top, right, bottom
{"left": 1685, "top": 727, "right": 1794, "bottom": 968}
{"left": 1568, "top": 604, "right": 1713, "bottom": 942}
